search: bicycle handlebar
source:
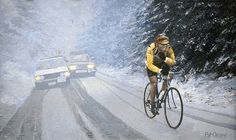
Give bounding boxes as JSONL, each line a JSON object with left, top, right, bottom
{"left": 157, "top": 71, "right": 186, "bottom": 83}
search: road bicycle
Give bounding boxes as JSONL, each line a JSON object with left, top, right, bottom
{"left": 143, "top": 72, "right": 183, "bottom": 129}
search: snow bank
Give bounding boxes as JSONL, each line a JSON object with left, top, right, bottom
{"left": 173, "top": 75, "right": 236, "bottom": 108}
{"left": 0, "top": 61, "right": 34, "bottom": 107}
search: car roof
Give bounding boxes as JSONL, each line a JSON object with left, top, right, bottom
{"left": 69, "top": 50, "right": 86, "bottom": 55}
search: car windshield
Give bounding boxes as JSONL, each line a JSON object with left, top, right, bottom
{"left": 70, "top": 55, "right": 89, "bottom": 62}
{"left": 36, "top": 57, "right": 66, "bottom": 70}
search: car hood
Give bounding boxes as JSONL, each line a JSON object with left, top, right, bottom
{"left": 35, "top": 66, "right": 68, "bottom": 76}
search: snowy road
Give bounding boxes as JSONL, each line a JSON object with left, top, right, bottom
{"left": 0, "top": 73, "right": 235, "bottom": 140}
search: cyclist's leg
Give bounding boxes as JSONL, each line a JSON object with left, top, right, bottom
{"left": 147, "top": 68, "right": 158, "bottom": 114}
{"left": 149, "top": 75, "right": 158, "bottom": 114}
{"left": 149, "top": 75, "right": 157, "bottom": 104}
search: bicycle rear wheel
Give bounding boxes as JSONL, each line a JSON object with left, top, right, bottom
{"left": 143, "top": 83, "right": 156, "bottom": 118}
{"left": 164, "top": 87, "right": 183, "bottom": 129}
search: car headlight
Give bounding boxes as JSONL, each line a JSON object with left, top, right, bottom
{"left": 68, "top": 65, "right": 77, "bottom": 70}
{"left": 35, "top": 75, "right": 44, "bottom": 81}
{"left": 87, "top": 64, "right": 95, "bottom": 69}
{"left": 64, "top": 71, "right": 70, "bottom": 77}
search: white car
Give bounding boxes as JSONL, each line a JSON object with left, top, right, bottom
{"left": 34, "top": 56, "right": 70, "bottom": 89}
{"left": 68, "top": 52, "right": 96, "bottom": 76}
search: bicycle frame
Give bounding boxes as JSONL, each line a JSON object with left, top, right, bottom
{"left": 155, "top": 73, "right": 175, "bottom": 109}
{"left": 144, "top": 72, "right": 183, "bottom": 128}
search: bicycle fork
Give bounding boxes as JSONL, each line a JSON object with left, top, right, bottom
{"left": 166, "top": 89, "right": 177, "bottom": 109}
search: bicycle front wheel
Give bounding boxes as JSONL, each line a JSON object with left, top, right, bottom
{"left": 164, "top": 87, "right": 183, "bottom": 129}
{"left": 143, "top": 83, "right": 156, "bottom": 119}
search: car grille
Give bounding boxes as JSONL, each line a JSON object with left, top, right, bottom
{"left": 44, "top": 72, "right": 61, "bottom": 79}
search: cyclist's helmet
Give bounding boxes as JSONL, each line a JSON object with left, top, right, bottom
{"left": 155, "top": 34, "right": 169, "bottom": 45}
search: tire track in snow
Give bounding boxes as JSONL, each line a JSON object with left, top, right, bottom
{"left": 0, "top": 89, "right": 45, "bottom": 140}
{"left": 61, "top": 86, "right": 98, "bottom": 140}
{"left": 64, "top": 79, "right": 149, "bottom": 140}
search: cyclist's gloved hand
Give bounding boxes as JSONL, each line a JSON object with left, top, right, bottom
{"left": 161, "top": 65, "right": 170, "bottom": 75}
{"left": 158, "top": 52, "right": 166, "bottom": 61}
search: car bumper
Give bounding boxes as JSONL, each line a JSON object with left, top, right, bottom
{"left": 70, "top": 68, "right": 96, "bottom": 75}
{"left": 35, "top": 77, "right": 70, "bottom": 87}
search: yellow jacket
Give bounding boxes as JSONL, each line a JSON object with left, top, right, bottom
{"left": 145, "top": 43, "right": 175, "bottom": 73}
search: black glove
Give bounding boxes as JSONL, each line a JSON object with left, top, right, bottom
{"left": 161, "top": 64, "right": 170, "bottom": 76}
{"left": 158, "top": 52, "right": 166, "bottom": 61}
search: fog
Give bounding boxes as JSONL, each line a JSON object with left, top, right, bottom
{"left": 0, "top": 0, "right": 101, "bottom": 106}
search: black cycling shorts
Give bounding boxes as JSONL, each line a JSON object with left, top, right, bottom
{"left": 146, "top": 68, "right": 158, "bottom": 77}
{"left": 146, "top": 63, "right": 170, "bottom": 77}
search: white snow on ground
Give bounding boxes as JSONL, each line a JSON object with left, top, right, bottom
{"left": 0, "top": 61, "right": 34, "bottom": 107}
{"left": 176, "top": 75, "right": 236, "bottom": 107}
{"left": 0, "top": 95, "right": 17, "bottom": 106}
{"left": 42, "top": 88, "right": 89, "bottom": 140}
{"left": 0, "top": 61, "right": 34, "bottom": 131}
{"left": 81, "top": 74, "right": 236, "bottom": 140}
{"left": 97, "top": 65, "right": 236, "bottom": 115}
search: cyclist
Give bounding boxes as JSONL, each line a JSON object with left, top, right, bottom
{"left": 145, "top": 34, "right": 176, "bottom": 114}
